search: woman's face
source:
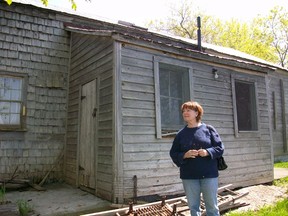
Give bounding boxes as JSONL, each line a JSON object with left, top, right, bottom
{"left": 182, "top": 108, "right": 198, "bottom": 122}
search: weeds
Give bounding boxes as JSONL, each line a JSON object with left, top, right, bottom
{"left": 273, "top": 162, "right": 288, "bottom": 187}
{"left": 17, "top": 199, "right": 33, "bottom": 216}
{"left": 273, "top": 176, "right": 288, "bottom": 187}
{"left": 0, "top": 185, "right": 6, "bottom": 203}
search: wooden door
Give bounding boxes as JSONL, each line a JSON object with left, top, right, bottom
{"left": 78, "top": 79, "right": 98, "bottom": 191}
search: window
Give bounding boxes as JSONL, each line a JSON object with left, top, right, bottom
{"left": 0, "top": 74, "right": 26, "bottom": 130}
{"left": 154, "top": 58, "right": 192, "bottom": 138}
{"left": 232, "top": 77, "right": 258, "bottom": 134}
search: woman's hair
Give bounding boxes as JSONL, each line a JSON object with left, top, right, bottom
{"left": 181, "top": 101, "right": 204, "bottom": 122}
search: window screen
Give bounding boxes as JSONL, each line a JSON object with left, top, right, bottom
{"left": 159, "top": 63, "right": 190, "bottom": 133}
{"left": 235, "top": 80, "right": 258, "bottom": 131}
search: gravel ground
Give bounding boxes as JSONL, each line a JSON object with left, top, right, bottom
{"left": 178, "top": 183, "right": 288, "bottom": 215}
{"left": 227, "top": 184, "right": 288, "bottom": 213}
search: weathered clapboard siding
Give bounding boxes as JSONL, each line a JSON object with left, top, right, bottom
{"left": 66, "top": 32, "right": 114, "bottom": 200}
{"left": 0, "top": 2, "right": 69, "bottom": 180}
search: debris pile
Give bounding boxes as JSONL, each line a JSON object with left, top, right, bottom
{"left": 83, "top": 184, "right": 249, "bottom": 216}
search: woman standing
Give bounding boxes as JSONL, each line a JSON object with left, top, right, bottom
{"left": 170, "top": 101, "right": 224, "bottom": 216}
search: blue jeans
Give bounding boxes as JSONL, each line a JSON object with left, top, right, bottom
{"left": 182, "top": 178, "right": 219, "bottom": 216}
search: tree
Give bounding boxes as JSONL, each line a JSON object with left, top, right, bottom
{"left": 213, "top": 19, "right": 277, "bottom": 63}
{"left": 4, "top": 0, "right": 79, "bottom": 10}
{"left": 148, "top": 0, "right": 286, "bottom": 68}
{"left": 147, "top": 0, "right": 217, "bottom": 43}
{"left": 257, "top": 6, "right": 288, "bottom": 68}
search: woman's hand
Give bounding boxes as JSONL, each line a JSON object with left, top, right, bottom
{"left": 198, "top": 149, "right": 209, "bottom": 157}
{"left": 184, "top": 149, "right": 198, "bottom": 159}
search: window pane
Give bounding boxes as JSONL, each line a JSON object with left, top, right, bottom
{"left": 170, "top": 98, "right": 183, "bottom": 125}
{"left": 160, "top": 97, "right": 170, "bottom": 125}
{"left": 0, "top": 88, "right": 11, "bottom": 100}
{"left": 10, "top": 102, "right": 21, "bottom": 113}
{"left": 0, "top": 77, "right": 22, "bottom": 100}
{"left": 0, "top": 113, "right": 10, "bottom": 124}
{"left": 170, "top": 71, "right": 182, "bottom": 98}
{"left": 10, "top": 114, "right": 20, "bottom": 124}
{"left": 0, "top": 102, "right": 10, "bottom": 113}
{"left": 11, "top": 89, "right": 22, "bottom": 100}
{"left": 160, "top": 71, "right": 169, "bottom": 97}
{"left": 10, "top": 78, "right": 22, "bottom": 90}
{"left": 235, "top": 81, "right": 257, "bottom": 131}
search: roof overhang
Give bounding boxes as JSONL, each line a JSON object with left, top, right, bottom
{"left": 64, "top": 23, "right": 277, "bottom": 74}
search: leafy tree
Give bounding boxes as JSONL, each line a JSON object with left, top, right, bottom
{"left": 257, "top": 6, "right": 288, "bottom": 68}
{"left": 147, "top": 0, "right": 216, "bottom": 43}
{"left": 148, "top": 0, "right": 286, "bottom": 68}
{"left": 214, "top": 19, "right": 277, "bottom": 63}
{"left": 4, "top": 0, "right": 79, "bottom": 10}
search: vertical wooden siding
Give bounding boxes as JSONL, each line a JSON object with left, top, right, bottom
{"left": 65, "top": 33, "right": 114, "bottom": 200}
{"left": 119, "top": 43, "right": 273, "bottom": 200}
{"left": 269, "top": 72, "right": 288, "bottom": 160}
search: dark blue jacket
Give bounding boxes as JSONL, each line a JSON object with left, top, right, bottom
{"left": 170, "top": 123, "right": 224, "bottom": 179}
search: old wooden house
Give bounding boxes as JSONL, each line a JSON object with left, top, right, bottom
{"left": 1, "top": 1, "right": 288, "bottom": 204}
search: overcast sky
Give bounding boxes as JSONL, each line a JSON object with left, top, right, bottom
{"left": 18, "top": 0, "right": 288, "bottom": 26}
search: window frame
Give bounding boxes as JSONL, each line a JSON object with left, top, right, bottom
{"left": 231, "top": 73, "right": 260, "bottom": 137}
{"left": 154, "top": 56, "right": 193, "bottom": 138}
{"left": 0, "top": 72, "right": 27, "bottom": 131}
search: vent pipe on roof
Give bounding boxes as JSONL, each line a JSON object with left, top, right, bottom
{"left": 197, "top": 16, "right": 202, "bottom": 52}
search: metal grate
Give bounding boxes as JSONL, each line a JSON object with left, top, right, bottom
{"left": 125, "top": 203, "right": 175, "bottom": 216}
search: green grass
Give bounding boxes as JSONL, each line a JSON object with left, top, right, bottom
{"left": 274, "top": 161, "right": 288, "bottom": 168}
{"left": 273, "top": 176, "right": 288, "bottom": 187}
{"left": 224, "top": 198, "right": 288, "bottom": 216}
{"left": 223, "top": 162, "right": 288, "bottom": 215}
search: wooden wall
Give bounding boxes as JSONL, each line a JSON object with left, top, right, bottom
{"left": 268, "top": 71, "right": 288, "bottom": 161}
{"left": 65, "top": 33, "right": 114, "bottom": 200}
{"left": 0, "top": 2, "right": 69, "bottom": 181}
{"left": 118, "top": 43, "right": 274, "bottom": 201}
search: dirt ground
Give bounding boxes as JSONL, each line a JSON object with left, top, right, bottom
{"left": 2, "top": 168, "right": 288, "bottom": 216}
{"left": 228, "top": 183, "right": 288, "bottom": 213}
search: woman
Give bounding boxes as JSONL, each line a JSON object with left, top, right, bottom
{"left": 170, "top": 101, "right": 224, "bottom": 216}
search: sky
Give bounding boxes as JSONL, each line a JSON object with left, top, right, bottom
{"left": 19, "top": 0, "right": 288, "bottom": 26}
